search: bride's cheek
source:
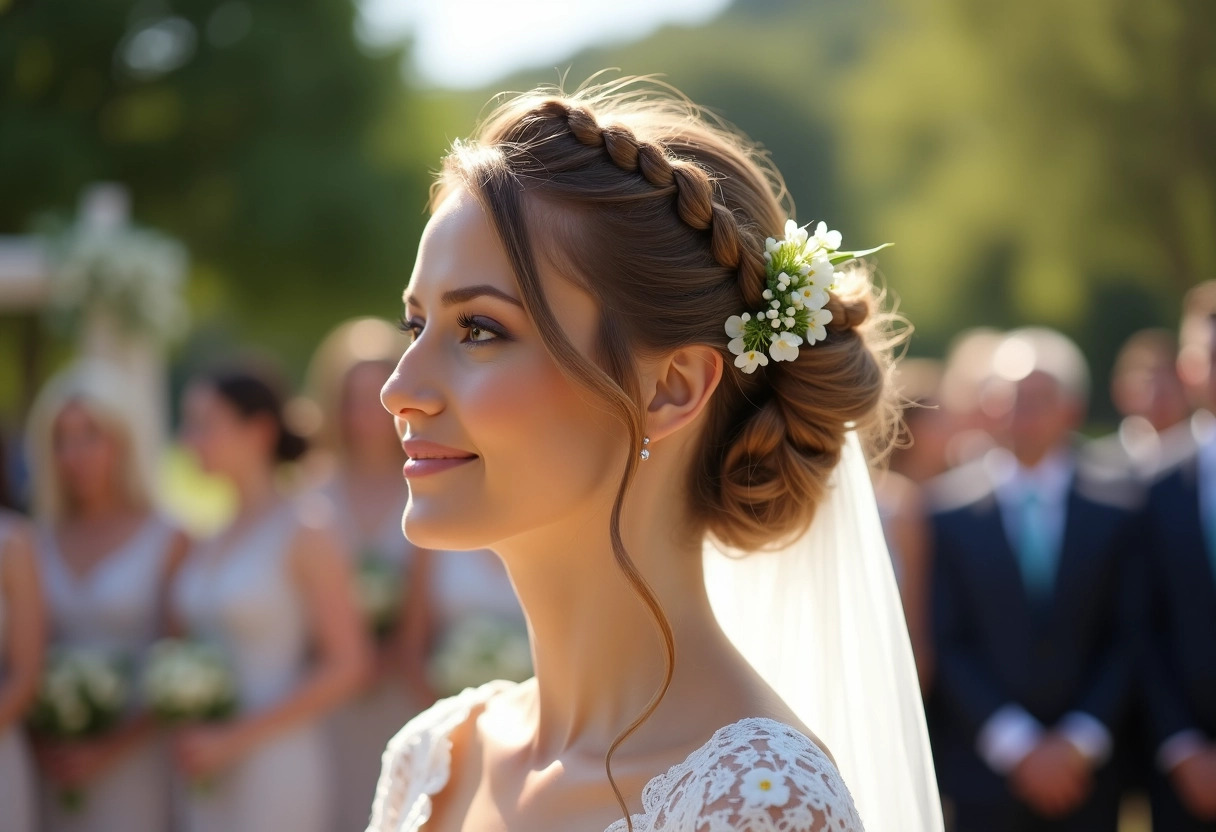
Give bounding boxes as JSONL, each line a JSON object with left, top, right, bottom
{"left": 473, "top": 359, "right": 619, "bottom": 517}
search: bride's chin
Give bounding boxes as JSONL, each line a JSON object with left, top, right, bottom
{"left": 401, "top": 508, "right": 493, "bottom": 553}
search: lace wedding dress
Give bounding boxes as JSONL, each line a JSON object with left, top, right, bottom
{"left": 365, "top": 682, "right": 864, "bottom": 832}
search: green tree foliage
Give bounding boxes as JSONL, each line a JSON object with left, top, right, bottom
{"left": 0, "top": 0, "right": 435, "bottom": 362}
{"left": 838, "top": 0, "right": 1216, "bottom": 353}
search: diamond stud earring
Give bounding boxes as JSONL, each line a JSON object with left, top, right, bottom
{"left": 640, "top": 436, "right": 651, "bottom": 461}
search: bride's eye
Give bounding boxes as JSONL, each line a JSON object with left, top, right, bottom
{"left": 398, "top": 316, "right": 424, "bottom": 343}
{"left": 456, "top": 313, "right": 508, "bottom": 345}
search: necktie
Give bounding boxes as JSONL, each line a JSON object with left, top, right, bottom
{"left": 1017, "top": 489, "right": 1055, "bottom": 599}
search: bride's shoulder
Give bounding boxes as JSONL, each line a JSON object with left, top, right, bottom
{"left": 632, "top": 718, "right": 864, "bottom": 832}
{"left": 367, "top": 681, "right": 516, "bottom": 832}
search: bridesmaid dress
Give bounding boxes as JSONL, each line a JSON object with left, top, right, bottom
{"left": 428, "top": 549, "right": 524, "bottom": 641}
{"left": 173, "top": 501, "right": 332, "bottom": 832}
{"left": 37, "top": 516, "right": 175, "bottom": 832}
{"left": 0, "top": 514, "right": 37, "bottom": 832}
{"left": 323, "top": 482, "right": 416, "bottom": 832}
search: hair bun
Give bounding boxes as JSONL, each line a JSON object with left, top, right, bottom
{"left": 698, "top": 288, "right": 893, "bottom": 552}
{"left": 826, "top": 292, "right": 872, "bottom": 332}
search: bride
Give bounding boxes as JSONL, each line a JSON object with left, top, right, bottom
{"left": 369, "top": 78, "right": 941, "bottom": 832}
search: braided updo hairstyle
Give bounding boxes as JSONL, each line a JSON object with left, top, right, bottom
{"left": 437, "top": 78, "right": 898, "bottom": 820}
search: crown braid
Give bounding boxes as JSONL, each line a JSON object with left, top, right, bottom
{"left": 534, "top": 99, "right": 770, "bottom": 311}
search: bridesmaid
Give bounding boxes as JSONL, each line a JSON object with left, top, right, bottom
{"left": 0, "top": 505, "right": 45, "bottom": 832}
{"left": 25, "top": 362, "right": 187, "bottom": 832}
{"left": 407, "top": 546, "right": 527, "bottom": 704}
{"left": 172, "top": 368, "right": 369, "bottom": 832}
{"left": 304, "top": 318, "right": 421, "bottom": 832}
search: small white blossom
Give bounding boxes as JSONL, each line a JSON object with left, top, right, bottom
{"left": 724, "top": 315, "right": 746, "bottom": 339}
{"left": 769, "top": 331, "right": 803, "bottom": 362}
{"left": 785, "top": 307, "right": 796, "bottom": 316}
{"left": 805, "top": 307, "right": 834, "bottom": 344}
{"left": 783, "top": 219, "right": 809, "bottom": 246}
{"left": 811, "top": 221, "right": 843, "bottom": 252}
{"left": 762, "top": 289, "right": 773, "bottom": 300}
{"left": 739, "top": 768, "right": 791, "bottom": 807}
{"left": 797, "top": 285, "right": 829, "bottom": 309}
{"left": 727, "top": 337, "right": 746, "bottom": 356}
{"left": 803, "top": 255, "right": 836, "bottom": 290}
{"left": 770, "top": 299, "right": 781, "bottom": 309}
{"left": 770, "top": 318, "right": 781, "bottom": 328}
{"left": 735, "top": 349, "right": 769, "bottom": 374}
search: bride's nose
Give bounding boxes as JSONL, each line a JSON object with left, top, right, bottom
{"left": 381, "top": 348, "right": 444, "bottom": 421}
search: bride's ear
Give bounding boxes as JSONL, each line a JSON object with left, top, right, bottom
{"left": 641, "top": 344, "right": 724, "bottom": 444}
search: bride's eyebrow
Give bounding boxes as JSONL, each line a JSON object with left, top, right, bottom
{"left": 404, "top": 284, "right": 524, "bottom": 310}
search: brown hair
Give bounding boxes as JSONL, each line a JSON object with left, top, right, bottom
{"left": 437, "top": 78, "right": 897, "bottom": 822}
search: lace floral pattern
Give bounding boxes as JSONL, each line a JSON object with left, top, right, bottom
{"left": 608, "top": 719, "right": 864, "bottom": 832}
{"left": 365, "top": 683, "right": 864, "bottom": 832}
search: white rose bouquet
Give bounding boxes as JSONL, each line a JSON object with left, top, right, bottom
{"left": 28, "top": 648, "right": 128, "bottom": 739}
{"left": 27, "top": 647, "right": 130, "bottom": 811}
{"left": 427, "top": 614, "right": 533, "bottom": 698}
{"left": 141, "top": 639, "right": 237, "bottom": 724}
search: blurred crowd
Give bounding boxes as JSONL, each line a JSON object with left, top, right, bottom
{"left": 878, "top": 284, "right": 1216, "bottom": 831}
{"left": 0, "top": 317, "right": 527, "bottom": 832}
{"left": 3, "top": 281, "right": 1216, "bottom": 831}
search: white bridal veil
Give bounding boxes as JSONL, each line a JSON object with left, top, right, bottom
{"left": 704, "top": 432, "right": 944, "bottom": 832}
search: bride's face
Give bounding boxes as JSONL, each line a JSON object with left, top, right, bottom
{"left": 381, "top": 188, "right": 626, "bottom": 551}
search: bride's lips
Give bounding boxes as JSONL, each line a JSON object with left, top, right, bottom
{"left": 401, "top": 439, "right": 477, "bottom": 479}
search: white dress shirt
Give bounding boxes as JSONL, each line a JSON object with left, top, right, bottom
{"left": 990, "top": 447, "right": 1072, "bottom": 577}
{"left": 975, "top": 448, "right": 1114, "bottom": 774}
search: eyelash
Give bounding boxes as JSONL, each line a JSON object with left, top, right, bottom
{"left": 397, "top": 313, "right": 508, "bottom": 346}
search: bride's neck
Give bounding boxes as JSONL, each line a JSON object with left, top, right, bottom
{"left": 496, "top": 495, "right": 725, "bottom": 763}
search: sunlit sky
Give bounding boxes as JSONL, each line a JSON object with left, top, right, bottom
{"left": 357, "top": 0, "right": 732, "bottom": 89}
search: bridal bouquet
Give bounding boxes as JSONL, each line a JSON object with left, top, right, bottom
{"left": 141, "top": 639, "right": 237, "bottom": 724}
{"left": 427, "top": 614, "right": 533, "bottom": 697}
{"left": 27, "top": 648, "right": 130, "bottom": 811}
{"left": 28, "top": 648, "right": 128, "bottom": 739}
{"left": 355, "top": 553, "right": 402, "bottom": 640}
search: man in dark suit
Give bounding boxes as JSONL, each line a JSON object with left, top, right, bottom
{"left": 1140, "top": 282, "right": 1216, "bottom": 831}
{"left": 930, "top": 327, "right": 1139, "bottom": 832}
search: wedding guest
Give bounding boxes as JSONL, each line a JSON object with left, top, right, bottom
{"left": 302, "top": 317, "right": 420, "bottom": 832}
{"left": 930, "top": 328, "right": 1139, "bottom": 832}
{"left": 1140, "top": 282, "right": 1216, "bottom": 830}
{"left": 406, "top": 546, "right": 527, "bottom": 705}
{"left": 891, "top": 358, "right": 951, "bottom": 484}
{"left": 1087, "top": 328, "right": 1192, "bottom": 479}
{"left": 876, "top": 358, "right": 946, "bottom": 692}
{"left": 26, "top": 361, "right": 187, "bottom": 832}
{"left": 939, "top": 327, "right": 1003, "bottom": 468}
{"left": 172, "top": 367, "right": 370, "bottom": 832}
{"left": 0, "top": 509, "right": 44, "bottom": 832}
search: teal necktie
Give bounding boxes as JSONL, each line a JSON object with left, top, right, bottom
{"left": 1016, "top": 490, "right": 1056, "bottom": 599}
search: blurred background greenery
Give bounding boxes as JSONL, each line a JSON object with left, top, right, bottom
{"left": 2, "top": 0, "right": 1213, "bottom": 432}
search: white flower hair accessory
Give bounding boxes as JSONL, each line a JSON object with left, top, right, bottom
{"left": 725, "top": 220, "right": 890, "bottom": 373}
